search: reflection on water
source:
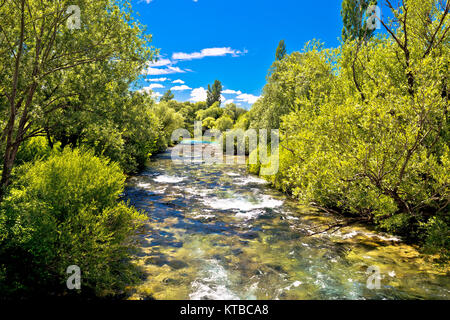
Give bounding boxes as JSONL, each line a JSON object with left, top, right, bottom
{"left": 124, "top": 147, "right": 450, "bottom": 300}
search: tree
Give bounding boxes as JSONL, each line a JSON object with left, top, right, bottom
{"left": 206, "top": 80, "right": 222, "bottom": 107}
{"left": 160, "top": 89, "right": 174, "bottom": 102}
{"left": 0, "top": 0, "right": 155, "bottom": 197}
{"left": 214, "top": 115, "right": 233, "bottom": 132}
{"left": 202, "top": 117, "right": 216, "bottom": 130}
{"left": 249, "top": 41, "right": 334, "bottom": 130}
{"left": 341, "top": 0, "right": 378, "bottom": 41}
{"left": 250, "top": 0, "right": 450, "bottom": 258}
{"left": 275, "top": 40, "right": 287, "bottom": 60}
{"left": 196, "top": 101, "right": 223, "bottom": 121}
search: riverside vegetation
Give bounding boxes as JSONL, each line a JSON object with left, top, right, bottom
{"left": 0, "top": 0, "right": 448, "bottom": 298}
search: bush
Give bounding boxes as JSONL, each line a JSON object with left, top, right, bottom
{"left": 215, "top": 115, "right": 234, "bottom": 132}
{"left": 0, "top": 149, "right": 146, "bottom": 297}
{"left": 152, "top": 102, "right": 185, "bottom": 152}
{"left": 421, "top": 216, "right": 450, "bottom": 262}
{"left": 15, "top": 136, "right": 60, "bottom": 165}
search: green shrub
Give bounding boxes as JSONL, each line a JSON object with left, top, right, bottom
{"left": 0, "top": 149, "right": 146, "bottom": 297}
{"left": 15, "top": 136, "right": 60, "bottom": 165}
{"left": 214, "top": 115, "right": 234, "bottom": 132}
{"left": 421, "top": 216, "right": 450, "bottom": 262}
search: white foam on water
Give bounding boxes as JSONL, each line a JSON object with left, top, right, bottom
{"left": 136, "top": 181, "right": 152, "bottom": 189}
{"left": 235, "top": 209, "right": 265, "bottom": 220}
{"left": 284, "top": 280, "right": 303, "bottom": 291}
{"left": 189, "top": 260, "right": 240, "bottom": 300}
{"left": 235, "top": 176, "right": 268, "bottom": 186}
{"left": 136, "top": 181, "right": 167, "bottom": 194}
{"left": 153, "top": 175, "right": 185, "bottom": 184}
{"left": 225, "top": 172, "right": 240, "bottom": 177}
{"left": 338, "top": 230, "right": 401, "bottom": 242}
{"left": 342, "top": 231, "right": 359, "bottom": 239}
{"left": 191, "top": 214, "right": 216, "bottom": 220}
{"left": 184, "top": 187, "right": 213, "bottom": 197}
{"left": 202, "top": 195, "right": 283, "bottom": 211}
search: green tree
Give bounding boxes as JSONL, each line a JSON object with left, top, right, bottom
{"left": 202, "top": 117, "right": 216, "bottom": 130}
{"left": 215, "top": 115, "right": 234, "bottom": 132}
{"left": 160, "top": 89, "right": 175, "bottom": 102}
{"left": 0, "top": 0, "right": 155, "bottom": 197}
{"left": 196, "top": 101, "right": 223, "bottom": 121}
{"left": 275, "top": 40, "right": 287, "bottom": 60}
{"left": 250, "top": 0, "right": 449, "bottom": 259}
{"left": 206, "top": 80, "right": 222, "bottom": 107}
{"left": 152, "top": 102, "right": 185, "bottom": 151}
{"left": 249, "top": 41, "right": 334, "bottom": 130}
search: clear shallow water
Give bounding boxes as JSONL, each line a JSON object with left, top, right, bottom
{"left": 124, "top": 147, "right": 450, "bottom": 300}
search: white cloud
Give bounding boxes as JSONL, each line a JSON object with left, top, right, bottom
{"left": 172, "top": 79, "right": 185, "bottom": 84}
{"left": 236, "top": 93, "right": 260, "bottom": 104}
{"left": 171, "top": 85, "right": 192, "bottom": 91}
{"left": 142, "top": 56, "right": 188, "bottom": 75}
{"left": 145, "top": 77, "right": 168, "bottom": 82}
{"left": 222, "top": 89, "right": 242, "bottom": 95}
{"left": 151, "top": 92, "right": 162, "bottom": 98}
{"left": 148, "top": 58, "right": 172, "bottom": 67}
{"left": 144, "top": 66, "right": 186, "bottom": 76}
{"left": 147, "top": 83, "right": 164, "bottom": 90}
{"left": 172, "top": 47, "right": 247, "bottom": 61}
{"left": 138, "top": 85, "right": 163, "bottom": 95}
{"left": 224, "top": 99, "right": 235, "bottom": 105}
{"left": 190, "top": 87, "right": 207, "bottom": 102}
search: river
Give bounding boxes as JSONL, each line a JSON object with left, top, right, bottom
{"left": 123, "top": 144, "right": 450, "bottom": 300}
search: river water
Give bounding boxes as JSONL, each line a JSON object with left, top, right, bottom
{"left": 124, "top": 145, "right": 449, "bottom": 300}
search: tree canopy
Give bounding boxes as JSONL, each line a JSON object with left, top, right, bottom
{"left": 206, "top": 80, "right": 223, "bottom": 107}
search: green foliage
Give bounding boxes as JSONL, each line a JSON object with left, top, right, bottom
{"left": 15, "top": 137, "right": 60, "bottom": 165}
{"left": 249, "top": 0, "right": 449, "bottom": 259}
{"left": 214, "top": 115, "right": 234, "bottom": 132}
{"left": 206, "top": 80, "right": 223, "bottom": 107}
{"left": 202, "top": 117, "right": 216, "bottom": 130}
{"left": 152, "top": 102, "right": 185, "bottom": 151}
{"left": 421, "top": 216, "right": 450, "bottom": 261}
{"left": 119, "top": 93, "right": 160, "bottom": 172}
{"left": 160, "top": 89, "right": 175, "bottom": 102}
{"left": 249, "top": 41, "right": 334, "bottom": 130}
{"left": 223, "top": 103, "right": 247, "bottom": 122}
{"left": 247, "top": 147, "right": 261, "bottom": 175}
{"left": 0, "top": 149, "right": 146, "bottom": 297}
{"left": 0, "top": 0, "right": 156, "bottom": 191}
{"left": 275, "top": 40, "right": 287, "bottom": 60}
{"left": 234, "top": 112, "right": 251, "bottom": 131}
{"left": 196, "top": 101, "right": 224, "bottom": 121}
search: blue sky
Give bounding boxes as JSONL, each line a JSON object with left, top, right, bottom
{"left": 130, "top": 0, "right": 363, "bottom": 108}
